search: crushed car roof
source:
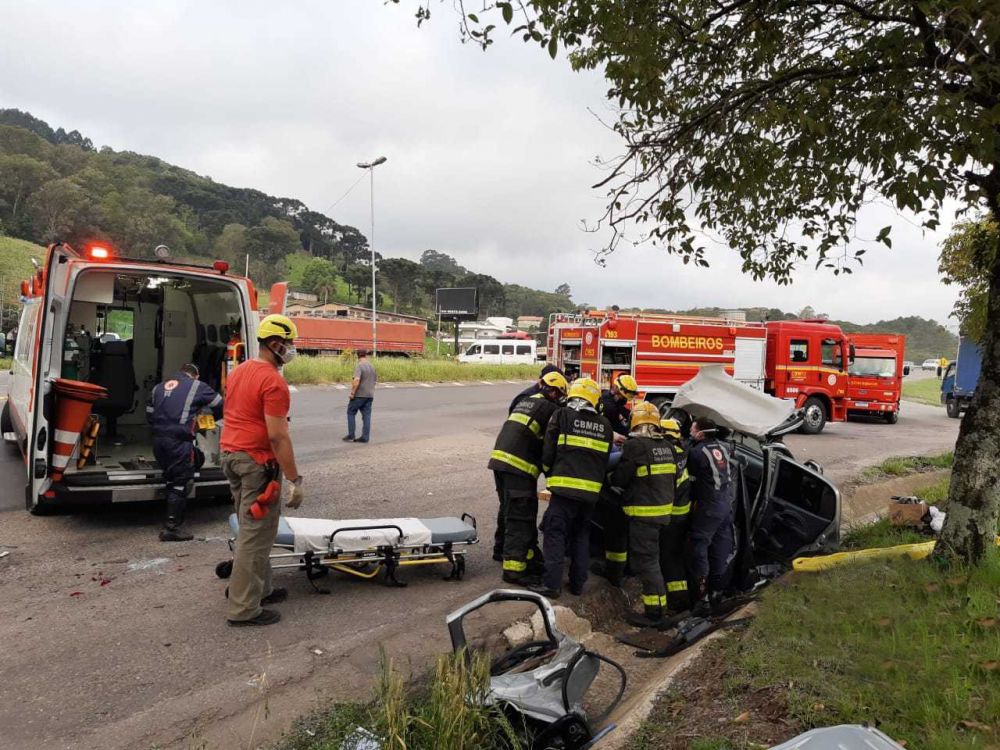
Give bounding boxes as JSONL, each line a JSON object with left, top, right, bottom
{"left": 671, "top": 365, "right": 800, "bottom": 439}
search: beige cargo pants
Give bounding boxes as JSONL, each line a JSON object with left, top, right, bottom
{"left": 222, "top": 451, "right": 282, "bottom": 622}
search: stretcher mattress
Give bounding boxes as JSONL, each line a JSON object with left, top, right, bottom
{"left": 228, "top": 514, "right": 477, "bottom": 554}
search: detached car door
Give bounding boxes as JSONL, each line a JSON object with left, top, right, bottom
{"left": 751, "top": 449, "right": 841, "bottom": 562}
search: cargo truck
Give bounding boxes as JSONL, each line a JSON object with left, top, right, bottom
{"left": 941, "top": 337, "right": 982, "bottom": 418}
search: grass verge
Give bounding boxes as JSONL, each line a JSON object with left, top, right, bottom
{"left": 274, "top": 651, "right": 522, "bottom": 750}
{"left": 841, "top": 471, "right": 951, "bottom": 550}
{"left": 283, "top": 354, "right": 541, "bottom": 385}
{"left": 0, "top": 356, "right": 11, "bottom": 370}
{"left": 631, "top": 548, "right": 1000, "bottom": 750}
{"left": 902, "top": 376, "right": 943, "bottom": 406}
{"left": 859, "top": 452, "right": 953, "bottom": 482}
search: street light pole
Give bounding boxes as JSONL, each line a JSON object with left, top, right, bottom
{"left": 357, "top": 155, "right": 387, "bottom": 357}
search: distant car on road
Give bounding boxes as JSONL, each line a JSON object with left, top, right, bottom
{"left": 921, "top": 358, "right": 939, "bottom": 371}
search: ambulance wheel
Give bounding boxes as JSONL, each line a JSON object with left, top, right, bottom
{"left": 1, "top": 401, "right": 12, "bottom": 436}
{"left": 215, "top": 560, "right": 233, "bottom": 579}
{"left": 800, "top": 397, "right": 827, "bottom": 434}
{"left": 28, "top": 498, "right": 57, "bottom": 515}
{"left": 884, "top": 411, "right": 898, "bottom": 424}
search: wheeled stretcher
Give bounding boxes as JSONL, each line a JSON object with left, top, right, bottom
{"left": 215, "top": 513, "right": 479, "bottom": 589}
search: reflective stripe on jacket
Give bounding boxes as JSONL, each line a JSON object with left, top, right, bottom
{"left": 542, "top": 404, "right": 613, "bottom": 504}
{"left": 487, "top": 393, "right": 558, "bottom": 479}
{"left": 610, "top": 434, "right": 677, "bottom": 523}
{"left": 146, "top": 372, "right": 223, "bottom": 442}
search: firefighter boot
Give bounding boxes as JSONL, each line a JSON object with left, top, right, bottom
{"left": 691, "top": 577, "right": 711, "bottom": 617}
{"left": 160, "top": 489, "right": 193, "bottom": 542}
{"left": 627, "top": 606, "right": 664, "bottom": 629}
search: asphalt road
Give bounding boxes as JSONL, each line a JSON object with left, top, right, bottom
{"left": 0, "top": 379, "right": 960, "bottom": 750}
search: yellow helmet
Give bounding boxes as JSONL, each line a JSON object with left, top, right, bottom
{"left": 541, "top": 371, "right": 569, "bottom": 394}
{"left": 630, "top": 400, "right": 661, "bottom": 430}
{"left": 614, "top": 374, "right": 639, "bottom": 396}
{"left": 257, "top": 314, "right": 298, "bottom": 342}
{"left": 660, "top": 418, "right": 682, "bottom": 438}
{"left": 567, "top": 377, "right": 600, "bottom": 408}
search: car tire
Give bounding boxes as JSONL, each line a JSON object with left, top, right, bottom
{"left": 884, "top": 411, "right": 898, "bottom": 425}
{"left": 945, "top": 398, "right": 961, "bottom": 419}
{"left": 800, "top": 396, "right": 827, "bottom": 434}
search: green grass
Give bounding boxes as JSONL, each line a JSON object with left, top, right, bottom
{"left": 0, "top": 356, "right": 11, "bottom": 370}
{"left": 843, "top": 472, "right": 951, "bottom": 550}
{"left": 0, "top": 235, "right": 45, "bottom": 330}
{"left": 902, "top": 376, "right": 943, "bottom": 406}
{"left": 723, "top": 551, "right": 1000, "bottom": 749}
{"left": 274, "top": 651, "right": 522, "bottom": 750}
{"left": 860, "top": 452, "right": 953, "bottom": 481}
{"left": 283, "top": 354, "right": 541, "bottom": 385}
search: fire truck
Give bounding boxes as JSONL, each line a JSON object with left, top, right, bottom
{"left": 843, "top": 333, "right": 907, "bottom": 424}
{"left": 547, "top": 311, "right": 855, "bottom": 434}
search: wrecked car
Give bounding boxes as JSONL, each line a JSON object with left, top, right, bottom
{"left": 669, "top": 365, "right": 842, "bottom": 568}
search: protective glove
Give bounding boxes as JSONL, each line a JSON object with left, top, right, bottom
{"left": 286, "top": 477, "right": 305, "bottom": 509}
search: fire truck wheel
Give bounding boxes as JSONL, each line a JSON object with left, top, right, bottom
{"left": 884, "top": 411, "right": 898, "bottom": 425}
{"left": 800, "top": 397, "right": 827, "bottom": 434}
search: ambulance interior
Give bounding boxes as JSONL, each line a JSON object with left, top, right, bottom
{"left": 60, "top": 270, "right": 245, "bottom": 476}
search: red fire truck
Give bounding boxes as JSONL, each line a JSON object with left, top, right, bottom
{"left": 843, "top": 333, "right": 907, "bottom": 424}
{"left": 547, "top": 311, "right": 855, "bottom": 434}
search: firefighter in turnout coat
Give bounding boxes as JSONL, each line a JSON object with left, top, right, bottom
{"left": 488, "top": 371, "right": 569, "bottom": 583}
{"left": 660, "top": 417, "right": 692, "bottom": 612}
{"left": 147, "top": 363, "right": 223, "bottom": 541}
{"left": 531, "top": 377, "right": 613, "bottom": 598}
{"left": 609, "top": 401, "right": 678, "bottom": 627}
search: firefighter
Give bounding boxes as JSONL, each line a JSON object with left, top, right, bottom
{"left": 600, "top": 373, "right": 639, "bottom": 441}
{"left": 508, "top": 363, "right": 565, "bottom": 414}
{"left": 488, "top": 371, "right": 569, "bottom": 583}
{"left": 146, "top": 363, "right": 223, "bottom": 542}
{"left": 532, "top": 377, "right": 613, "bottom": 598}
{"left": 608, "top": 401, "right": 677, "bottom": 626}
{"left": 660, "top": 417, "right": 692, "bottom": 612}
{"left": 686, "top": 416, "right": 737, "bottom": 615}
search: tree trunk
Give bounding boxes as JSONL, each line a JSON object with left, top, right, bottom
{"left": 938, "top": 192, "right": 1000, "bottom": 563}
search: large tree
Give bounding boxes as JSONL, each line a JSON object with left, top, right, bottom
{"left": 939, "top": 217, "right": 997, "bottom": 344}
{"left": 410, "top": 0, "right": 1000, "bottom": 562}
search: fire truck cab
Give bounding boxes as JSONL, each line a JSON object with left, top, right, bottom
{"left": 2, "top": 243, "right": 258, "bottom": 514}
{"left": 845, "top": 333, "right": 907, "bottom": 424}
{"left": 764, "top": 320, "right": 853, "bottom": 434}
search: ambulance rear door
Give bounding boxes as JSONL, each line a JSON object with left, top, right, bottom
{"left": 25, "top": 244, "right": 76, "bottom": 510}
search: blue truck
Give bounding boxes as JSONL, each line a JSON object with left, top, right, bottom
{"left": 941, "top": 338, "right": 982, "bottom": 418}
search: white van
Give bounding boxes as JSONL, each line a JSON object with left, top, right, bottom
{"left": 458, "top": 338, "right": 537, "bottom": 365}
{"left": 1, "top": 242, "right": 260, "bottom": 514}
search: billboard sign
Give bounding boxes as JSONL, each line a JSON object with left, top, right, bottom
{"left": 436, "top": 287, "right": 479, "bottom": 319}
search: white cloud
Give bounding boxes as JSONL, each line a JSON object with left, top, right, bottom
{"left": 0, "top": 0, "right": 958, "bottom": 326}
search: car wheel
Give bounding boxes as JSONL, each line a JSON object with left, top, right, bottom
{"left": 884, "top": 411, "right": 898, "bottom": 424}
{"left": 800, "top": 396, "right": 827, "bottom": 434}
{"left": 945, "top": 398, "right": 961, "bottom": 419}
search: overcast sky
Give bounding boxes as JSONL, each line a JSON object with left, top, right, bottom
{"left": 0, "top": 0, "right": 960, "bottom": 327}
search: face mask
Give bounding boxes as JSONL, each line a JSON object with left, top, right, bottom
{"left": 271, "top": 341, "right": 297, "bottom": 365}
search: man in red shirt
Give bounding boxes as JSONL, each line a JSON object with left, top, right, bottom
{"left": 221, "top": 314, "right": 305, "bottom": 626}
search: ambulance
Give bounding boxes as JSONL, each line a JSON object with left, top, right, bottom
{"left": 2, "top": 242, "right": 259, "bottom": 514}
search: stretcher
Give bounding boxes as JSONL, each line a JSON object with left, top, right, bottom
{"left": 215, "top": 513, "right": 479, "bottom": 589}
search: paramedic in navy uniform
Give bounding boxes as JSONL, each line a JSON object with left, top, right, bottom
{"left": 147, "top": 363, "right": 223, "bottom": 541}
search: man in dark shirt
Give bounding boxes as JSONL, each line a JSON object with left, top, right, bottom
{"left": 508, "top": 363, "right": 564, "bottom": 414}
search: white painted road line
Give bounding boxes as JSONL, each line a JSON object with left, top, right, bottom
{"left": 288, "top": 385, "right": 298, "bottom": 393}
{"left": 451, "top": 381, "right": 464, "bottom": 386}
{"left": 382, "top": 384, "right": 395, "bottom": 389}
{"left": 335, "top": 384, "right": 347, "bottom": 390}
{"left": 480, "top": 380, "right": 494, "bottom": 385}
{"left": 419, "top": 383, "right": 433, "bottom": 388}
